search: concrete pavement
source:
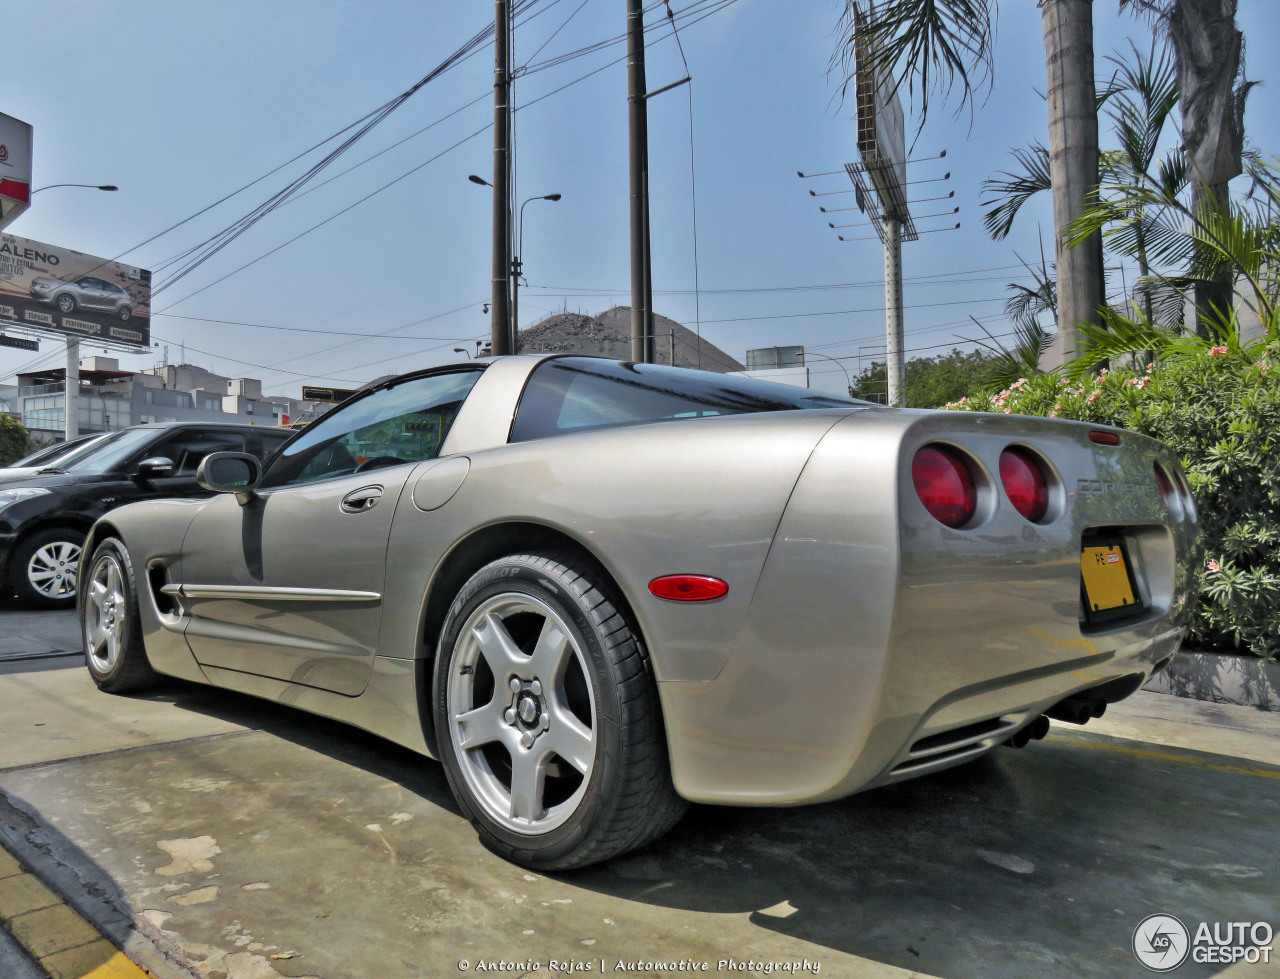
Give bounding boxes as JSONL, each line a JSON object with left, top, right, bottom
{"left": 0, "top": 608, "right": 1277, "bottom": 979}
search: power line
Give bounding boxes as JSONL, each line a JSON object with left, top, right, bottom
{"left": 698, "top": 296, "right": 1008, "bottom": 325}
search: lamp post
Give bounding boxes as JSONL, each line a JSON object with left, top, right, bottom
{"left": 803, "top": 350, "right": 857, "bottom": 398}
{"left": 29, "top": 181, "right": 119, "bottom": 438}
{"left": 514, "top": 193, "right": 561, "bottom": 351}
{"left": 31, "top": 183, "right": 118, "bottom": 194}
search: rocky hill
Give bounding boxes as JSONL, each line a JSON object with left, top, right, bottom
{"left": 518, "top": 306, "right": 743, "bottom": 373}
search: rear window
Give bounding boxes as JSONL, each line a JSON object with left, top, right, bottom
{"left": 510, "top": 357, "right": 866, "bottom": 442}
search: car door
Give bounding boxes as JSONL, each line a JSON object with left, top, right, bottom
{"left": 77, "top": 278, "right": 104, "bottom": 311}
{"left": 178, "top": 368, "right": 484, "bottom": 696}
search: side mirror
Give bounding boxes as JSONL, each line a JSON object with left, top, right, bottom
{"left": 196, "top": 452, "right": 263, "bottom": 505}
{"left": 135, "top": 456, "right": 175, "bottom": 479}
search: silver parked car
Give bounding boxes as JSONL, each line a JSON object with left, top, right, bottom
{"left": 30, "top": 275, "right": 134, "bottom": 320}
{"left": 78, "top": 356, "right": 1197, "bottom": 869}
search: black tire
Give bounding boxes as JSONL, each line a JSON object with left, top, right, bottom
{"left": 118, "top": 305, "right": 132, "bottom": 321}
{"left": 80, "top": 538, "right": 158, "bottom": 693}
{"left": 10, "top": 526, "right": 84, "bottom": 609}
{"left": 434, "top": 552, "right": 687, "bottom": 870}
{"left": 56, "top": 293, "right": 76, "bottom": 314}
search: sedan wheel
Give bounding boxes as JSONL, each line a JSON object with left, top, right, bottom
{"left": 56, "top": 294, "right": 76, "bottom": 314}
{"left": 10, "top": 529, "right": 83, "bottom": 608}
{"left": 435, "top": 553, "right": 686, "bottom": 870}
{"left": 118, "top": 305, "right": 132, "bottom": 321}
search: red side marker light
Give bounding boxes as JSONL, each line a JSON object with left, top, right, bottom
{"left": 649, "top": 575, "right": 729, "bottom": 601}
{"left": 1089, "top": 430, "right": 1122, "bottom": 445}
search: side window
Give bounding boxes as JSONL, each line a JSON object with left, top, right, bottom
{"left": 260, "top": 369, "right": 483, "bottom": 488}
{"left": 147, "top": 431, "right": 249, "bottom": 475}
{"left": 247, "top": 432, "right": 291, "bottom": 461}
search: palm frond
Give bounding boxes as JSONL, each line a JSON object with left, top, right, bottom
{"left": 981, "top": 141, "right": 1050, "bottom": 240}
{"left": 833, "top": 0, "right": 996, "bottom": 127}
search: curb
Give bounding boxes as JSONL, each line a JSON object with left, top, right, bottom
{"left": 0, "top": 793, "right": 194, "bottom": 979}
{"left": 1144, "top": 649, "right": 1280, "bottom": 712}
{"left": 0, "top": 845, "right": 151, "bottom": 979}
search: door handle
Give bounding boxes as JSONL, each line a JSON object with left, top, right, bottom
{"left": 340, "top": 486, "right": 383, "bottom": 513}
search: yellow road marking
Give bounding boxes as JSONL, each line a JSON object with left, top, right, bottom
{"left": 1063, "top": 737, "right": 1280, "bottom": 781}
{"left": 80, "top": 949, "right": 153, "bottom": 979}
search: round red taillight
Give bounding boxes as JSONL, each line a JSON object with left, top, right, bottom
{"left": 999, "top": 447, "right": 1049, "bottom": 522}
{"left": 1154, "top": 462, "right": 1183, "bottom": 519}
{"left": 912, "top": 445, "right": 977, "bottom": 528}
{"left": 648, "top": 575, "right": 729, "bottom": 601}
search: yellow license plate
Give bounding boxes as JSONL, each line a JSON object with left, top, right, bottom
{"left": 1081, "top": 544, "right": 1137, "bottom": 613}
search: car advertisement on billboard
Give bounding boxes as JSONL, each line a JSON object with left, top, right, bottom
{"left": 0, "top": 112, "right": 33, "bottom": 229}
{"left": 0, "top": 233, "right": 151, "bottom": 348}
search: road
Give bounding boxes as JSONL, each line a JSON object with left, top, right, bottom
{"left": 0, "top": 604, "right": 1277, "bottom": 979}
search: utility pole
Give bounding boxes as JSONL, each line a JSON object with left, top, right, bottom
{"left": 883, "top": 218, "right": 903, "bottom": 406}
{"left": 626, "top": 0, "right": 654, "bottom": 363}
{"left": 64, "top": 338, "right": 79, "bottom": 439}
{"left": 490, "top": 0, "right": 513, "bottom": 356}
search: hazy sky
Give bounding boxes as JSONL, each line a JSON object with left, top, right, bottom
{"left": 2, "top": 0, "right": 1277, "bottom": 398}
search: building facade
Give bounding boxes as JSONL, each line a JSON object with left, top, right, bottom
{"left": 13, "top": 357, "right": 321, "bottom": 444}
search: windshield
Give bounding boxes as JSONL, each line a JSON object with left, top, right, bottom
{"left": 9, "top": 435, "right": 102, "bottom": 467}
{"left": 58, "top": 429, "right": 159, "bottom": 473}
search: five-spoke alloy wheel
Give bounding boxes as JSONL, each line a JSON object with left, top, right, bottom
{"left": 80, "top": 538, "right": 158, "bottom": 693}
{"left": 435, "top": 553, "right": 686, "bottom": 870}
{"left": 447, "top": 593, "right": 597, "bottom": 835}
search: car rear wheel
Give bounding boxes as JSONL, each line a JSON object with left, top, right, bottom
{"left": 118, "top": 305, "right": 132, "bottom": 321}
{"left": 434, "top": 552, "right": 686, "bottom": 870}
{"left": 56, "top": 294, "right": 76, "bottom": 314}
{"left": 81, "top": 538, "right": 158, "bottom": 693}
{"left": 11, "top": 527, "right": 83, "bottom": 608}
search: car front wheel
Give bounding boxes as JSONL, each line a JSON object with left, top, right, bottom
{"left": 81, "top": 538, "right": 158, "bottom": 693}
{"left": 11, "top": 527, "right": 83, "bottom": 608}
{"left": 434, "top": 552, "right": 686, "bottom": 870}
{"left": 56, "top": 294, "right": 76, "bottom": 314}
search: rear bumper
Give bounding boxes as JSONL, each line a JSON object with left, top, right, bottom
{"left": 657, "top": 410, "right": 1197, "bottom": 806}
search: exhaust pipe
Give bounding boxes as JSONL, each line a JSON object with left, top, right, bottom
{"left": 1003, "top": 726, "right": 1033, "bottom": 749}
{"left": 1002, "top": 714, "right": 1051, "bottom": 749}
{"left": 1028, "top": 714, "right": 1050, "bottom": 740}
{"left": 1046, "top": 698, "right": 1093, "bottom": 725}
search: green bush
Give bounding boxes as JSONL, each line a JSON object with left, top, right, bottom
{"left": 851, "top": 348, "right": 999, "bottom": 407}
{"left": 0, "top": 415, "right": 31, "bottom": 467}
{"left": 946, "top": 345, "right": 1280, "bottom": 658}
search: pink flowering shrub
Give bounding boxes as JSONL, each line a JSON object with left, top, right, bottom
{"left": 946, "top": 344, "right": 1280, "bottom": 657}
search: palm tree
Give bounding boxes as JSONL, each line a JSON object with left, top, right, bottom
{"left": 836, "top": 0, "right": 1254, "bottom": 362}
{"left": 835, "top": 0, "right": 1103, "bottom": 367}
{"left": 1121, "top": 0, "right": 1252, "bottom": 327}
{"left": 982, "top": 39, "right": 1181, "bottom": 324}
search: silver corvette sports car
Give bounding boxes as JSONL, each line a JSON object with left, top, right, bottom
{"left": 78, "top": 355, "right": 1196, "bottom": 869}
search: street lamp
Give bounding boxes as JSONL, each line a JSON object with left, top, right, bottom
{"left": 31, "top": 183, "right": 118, "bottom": 194}
{"left": 514, "top": 193, "right": 561, "bottom": 348}
{"left": 804, "top": 350, "right": 857, "bottom": 398}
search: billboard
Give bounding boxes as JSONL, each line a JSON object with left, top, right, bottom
{"left": 851, "top": 4, "right": 907, "bottom": 216}
{"left": 0, "top": 233, "right": 150, "bottom": 347}
{"left": 0, "top": 112, "right": 33, "bottom": 229}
